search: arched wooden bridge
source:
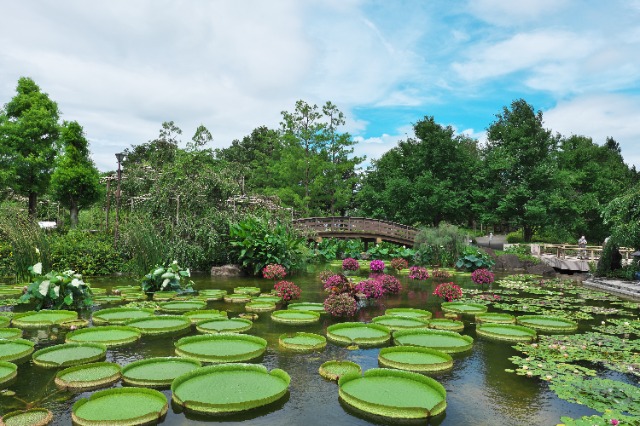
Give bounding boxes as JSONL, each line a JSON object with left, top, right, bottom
{"left": 292, "top": 217, "right": 418, "bottom": 247}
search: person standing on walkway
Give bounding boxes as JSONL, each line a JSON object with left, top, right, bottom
{"left": 578, "top": 235, "right": 587, "bottom": 259}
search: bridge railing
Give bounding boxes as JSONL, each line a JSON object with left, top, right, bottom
{"left": 292, "top": 217, "right": 418, "bottom": 243}
{"left": 537, "top": 244, "right": 635, "bottom": 262}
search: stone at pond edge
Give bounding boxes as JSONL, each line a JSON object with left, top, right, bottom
{"left": 210, "top": 265, "right": 244, "bottom": 277}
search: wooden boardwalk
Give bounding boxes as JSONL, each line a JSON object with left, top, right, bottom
{"left": 292, "top": 217, "right": 418, "bottom": 246}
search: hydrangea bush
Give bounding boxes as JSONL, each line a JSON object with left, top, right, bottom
{"left": 408, "top": 266, "right": 430, "bottom": 280}
{"left": 369, "top": 259, "right": 385, "bottom": 273}
{"left": 354, "top": 279, "right": 385, "bottom": 299}
{"left": 432, "top": 282, "right": 463, "bottom": 302}
{"left": 390, "top": 258, "right": 409, "bottom": 271}
{"left": 324, "top": 293, "right": 358, "bottom": 317}
{"left": 342, "top": 258, "right": 360, "bottom": 272}
{"left": 471, "top": 268, "right": 495, "bottom": 290}
{"left": 378, "top": 274, "right": 402, "bottom": 294}
{"left": 262, "top": 264, "right": 287, "bottom": 280}
{"left": 323, "top": 274, "right": 354, "bottom": 296}
{"left": 274, "top": 280, "right": 301, "bottom": 302}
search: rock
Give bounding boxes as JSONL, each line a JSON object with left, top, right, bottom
{"left": 493, "top": 254, "right": 523, "bottom": 271}
{"left": 210, "top": 264, "right": 244, "bottom": 277}
{"left": 525, "top": 263, "right": 556, "bottom": 277}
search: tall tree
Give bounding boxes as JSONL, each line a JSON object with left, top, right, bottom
{"left": 601, "top": 182, "right": 640, "bottom": 250}
{"left": 0, "top": 77, "right": 60, "bottom": 216}
{"left": 50, "top": 121, "right": 102, "bottom": 227}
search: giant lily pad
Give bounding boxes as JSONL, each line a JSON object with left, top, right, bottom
{"left": 0, "top": 361, "right": 17, "bottom": 388}
{"left": 516, "top": 315, "right": 578, "bottom": 333}
{"left": 175, "top": 333, "right": 267, "bottom": 363}
{"left": 171, "top": 363, "right": 290, "bottom": 415}
{"left": 183, "top": 309, "right": 227, "bottom": 324}
{"left": 54, "top": 362, "right": 121, "bottom": 391}
{"left": 0, "top": 338, "right": 34, "bottom": 363}
{"left": 428, "top": 318, "right": 464, "bottom": 332}
{"left": 252, "top": 295, "right": 282, "bottom": 304}
{"left": 279, "top": 332, "right": 326, "bottom": 352}
{"left": 0, "top": 316, "right": 10, "bottom": 328}
{"left": 270, "top": 310, "right": 320, "bottom": 325}
{"left": 476, "top": 323, "right": 537, "bottom": 342}
{"left": 11, "top": 310, "right": 78, "bottom": 328}
{"left": 338, "top": 368, "right": 447, "bottom": 419}
{"left": 0, "top": 287, "right": 22, "bottom": 299}
{"left": 92, "top": 307, "right": 155, "bottom": 325}
{"left": 319, "top": 360, "right": 361, "bottom": 381}
{"left": 1, "top": 408, "right": 53, "bottom": 426}
{"left": 378, "top": 346, "right": 453, "bottom": 373}
{"left": 233, "top": 286, "right": 261, "bottom": 296}
{"left": 158, "top": 300, "right": 206, "bottom": 313}
{"left": 245, "top": 301, "right": 276, "bottom": 313}
{"left": 393, "top": 329, "right": 474, "bottom": 354}
{"left": 475, "top": 313, "right": 516, "bottom": 324}
{"left": 196, "top": 318, "right": 253, "bottom": 334}
{"left": 326, "top": 323, "right": 391, "bottom": 347}
{"left": 93, "top": 295, "right": 124, "bottom": 305}
{"left": 287, "top": 302, "right": 326, "bottom": 314}
{"left": 32, "top": 342, "right": 107, "bottom": 368}
{"left": 385, "top": 308, "right": 433, "bottom": 321}
{"left": 224, "top": 294, "right": 252, "bottom": 303}
{"left": 65, "top": 325, "right": 142, "bottom": 347}
{"left": 440, "top": 302, "right": 488, "bottom": 316}
{"left": 121, "top": 357, "right": 201, "bottom": 387}
{"left": 126, "top": 315, "right": 191, "bottom": 336}
{"left": 198, "top": 289, "right": 227, "bottom": 301}
{"left": 72, "top": 387, "right": 168, "bottom": 425}
{"left": 0, "top": 328, "right": 22, "bottom": 340}
{"left": 371, "top": 315, "right": 429, "bottom": 331}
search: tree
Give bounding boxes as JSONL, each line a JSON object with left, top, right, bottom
{"left": 50, "top": 121, "right": 102, "bottom": 227}
{"left": 188, "top": 124, "right": 213, "bottom": 151}
{"left": 601, "top": 183, "right": 640, "bottom": 250}
{"left": 0, "top": 77, "right": 60, "bottom": 216}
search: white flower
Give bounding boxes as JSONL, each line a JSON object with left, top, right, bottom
{"left": 38, "top": 280, "right": 50, "bottom": 296}
{"left": 70, "top": 278, "right": 82, "bottom": 288}
{"left": 35, "top": 247, "right": 40, "bottom": 254}
{"left": 172, "top": 260, "right": 178, "bottom": 265}
{"left": 162, "top": 279, "right": 170, "bottom": 289}
{"left": 32, "top": 262, "right": 42, "bottom": 275}
{"left": 53, "top": 285, "right": 60, "bottom": 298}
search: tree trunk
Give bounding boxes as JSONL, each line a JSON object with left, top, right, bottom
{"left": 523, "top": 225, "right": 534, "bottom": 243}
{"left": 28, "top": 193, "right": 38, "bottom": 218}
{"left": 70, "top": 198, "right": 79, "bottom": 228}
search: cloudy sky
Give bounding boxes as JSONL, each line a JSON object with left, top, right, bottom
{"left": 1, "top": 0, "right": 639, "bottom": 171}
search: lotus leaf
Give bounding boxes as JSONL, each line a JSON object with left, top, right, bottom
{"left": 287, "top": 302, "right": 326, "bottom": 313}
{"left": 183, "top": 309, "right": 227, "bottom": 324}
{"left": 91, "top": 307, "right": 155, "bottom": 325}
{"left": 279, "top": 332, "right": 326, "bottom": 352}
{"left": 252, "top": 295, "right": 282, "bottom": 304}
{"left": 476, "top": 323, "right": 537, "bottom": 342}
{"left": 0, "top": 361, "right": 17, "bottom": 388}
{"left": 198, "top": 289, "right": 227, "bottom": 301}
{"left": 475, "top": 312, "right": 516, "bottom": 324}
{"left": 0, "top": 328, "right": 22, "bottom": 340}
{"left": 0, "top": 339, "right": 34, "bottom": 363}
{"left": 371, "top": 315, "right": 429, "bottom": 331}
{"left": 428, "top": 318, "right": 464, "bottom": 332}
{"left": 245, "top": 301, "right": 276, "bottom": 312}
{"left": 440, "top": 302, "right": 488, "bottom": 316}
{"left": 158, "top": 300, "right": 206, "bottom": 313}
{"left": 234, "top": 286, "right": 261, "bottom": 296}
{"left": 0, "top": 316, "right": 9, "bottom": 328}
{"left": 516, "top": 315, "right": 578, "bottom": 333}
{"left": 224, "top": 294, "right": 252, "bottom": 303}
{"left": 125, "top": 315, "right": 191, "bottom": 335}
{"left": 72, "top": 387, "right": 168, "bottom": 425}
{"left": 271, "top": 310, "right": 320, "bottom": 325}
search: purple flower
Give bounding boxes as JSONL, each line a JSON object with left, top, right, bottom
{"left": 369, "top": 260, "right": 385, "bottom": 273}
{"left": 408, "top": 266, "right": 429, "bottom": 280}
{"left": 342, "top": 258, "right": 360, "bottom": 272}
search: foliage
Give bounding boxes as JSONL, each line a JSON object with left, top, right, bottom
{"left": 471, "top": 268, "right": 495, "bottom": 286}
{"left": 455, "top": 246, "right": 495, "bottom": 271}
{"left": 414, "top": 223, "right": 467, "bottom": 267}
{"left": 262, "top": 264, "right": 287, "bottom": 280}
{"left": 18, "top": 263, "right": 93, "bottom": 310}
{"left": 378, "top": 274, "right": 402, "bottom": 294}
{"left": 354, "top": 279, "right": 384, "bottom": 299}
{"left": 432, "top": 282, "right": 463, "bottom": 302}
{"left": 408, "top": 266, "right": 429, "bottom": 280}
{"left": 0, "top": 240, "right": 14, "bottom": 277}
{"left": 0, "top": 209, "right": 50, "bottom": 282}
{"left": 48, "top": 230, "right": 123, "bottom": 276}
{"left": 369, "top": 260, "right": 385, "bottom": 273}
{"left": 550, "top": 377, "right": 640, "bottom": 417}
{"left": 341, "top": 258, "right": 360, "bottom": 272}
{"left": 323, "top": 293, "right": 358, "bottom": 317}
{"left": 559, "top": 411, "right": 631, "bottom": 426}
{"left": 390, "top": 258, "right": 408, "bottom": 271}
{"left": 140, "top": 261, "right": 194, "bottom": 294}
{"left": 273, "top": 281, "right": 301, "bottom": 302}
{"left": 119, "top": 214, "right": 164, "bottom": 275}
{"left": 229, "top": 215, "right": 307, "bottom": 275}
{"left": 602, "top": 183, "right": 640, "bottom": 250}
{"left": 317, "top": 270, "right": 334, "bottom": 283}
{"left": 501, "top": 244, "right": 541, "bottom": 265}
{"left": 312, "top": 238, "right": 364, "bottom": 262}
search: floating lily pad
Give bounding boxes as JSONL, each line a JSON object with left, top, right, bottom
{"left": 378, "top": 346, "right": 453, "bottom": 372}
{"left": 287, "top": 302, "right": 326, "bottom": 313}
{"left": 171, "top": 363, "right": 290, "bottom": 415}
{"left": 196, "top": 318, "right": 253, "bottom": 334}
{"left": 279, "top": 332, "right": 326, "bottom": 352}
{"left": 516, "top": 315, "right": 578, "bottom": 333}
{"left": 338, "top": 368, "right": 447, "bottom": 419}
{"left": 112, "top": 285, "right": 140, "bottom": 294}
{"left": 0, "top": 339, "right": 34, "bottom": 363}
{"left": 270, "top": 310, "right": 320, "bottom": 325}
{"left": 441, "top": 302, "right": 488, "bottom": 316}
{"left": 65, "top": 325, "right": 142, "bottom": 347}
{"left": 245, "top": 301, "right": 276, "bottom": 312}
{"left": 158, "top": 300, "right": 206, "bottom": 313}
{"left": 223, "top": 294, "right": 252, "bottom": 303}
{"left": 233, "top": 286, "right": 261, "bottom": 296}
{"left": 93, "top": 295, "right": 124, "bottom": 305}
{"left": 198, "top": 289, "right": 227, "bottom": 301}
{"left": 393, "top": 329, "right": 474, "bottom": 354}
{"left": 121, "top": 357, "right": 201, "bottom": 387}
{"left": 122, "top": 293, "right": 146, "bottom": 302}
{"left": 0, "top": 361, "right": 17, "bottom": 388}
{"left": 428, "top": 318, "right": 465, "bottom": 332}
{"left": 476, "top": 323, "right": 537, "bottom": 342}
{"left": 1, "top": 408, "right": 53, "bottom": 426}
{"left": 32, "top": 342, "right": 107, "bottom": 368}
{"left": 239, "top": 313, "right": 258, "bottom": 320}
{"left": 475, "top": 313, "right": 516, "bottom": 324}
{"left": 11, "top": 310, "right": 78, "bottom": 328}
{"left": 385, "top": 308, "right": 433, "bottom": 321}
{"left": 72, "top": 387, "right": 168, "bottom": 426}
{"left": 92, "top": 307, "right": 155, "bottom": 325}
{"left": 0, "top": 316, "right": 9, "bottom": 328}
{"left": 151, "top": 291, "right": 178, "bottom": 301}
{"left": 175, "top": 333, "right": 267, "bottom": 363}
{"left": 183, "top": 309, "right": 227, "bottom": 324}
{"left": 90, "top": 288, "right": 107, "bottom": 295}
{"left": 126, "top": 315, "right": 192, "bottom": 335}
{"left": 54, "top": 362, "right": 121, "bottom": 391}
{"left": 326, "top": 323, "right": 391, "bottom": 347}
{"left": 0, "top": 328, "right": 22, "bottom": 340}
{"left": 0, "top": 288, "right": 22, "bottom": 299}
{"left": 252, "top": 295, "right": 282, "bottom": 304}
{"left": 371, "top": 315, "right": 429, "bottom": 331}
{"left": 59, "top": 319, "right": 90, "bottom": 330}
{"left": 319, "top": 360, "right": 362, "bottom": 381}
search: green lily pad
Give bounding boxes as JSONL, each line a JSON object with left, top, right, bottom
{"left": 125, "top": 315, "right": 192, "bottom": 335}
{"left": 93, "top": 295, "right": 124, "bottom": 305}
{"left": 32, "top": 342, "right": 107, "bottom": 368}
{"left": 371, "top": 315, "right": 429, "bottom": 331}
{"left": 385, "top": 308, "right": 433, "bottom": 321}
{"left": 428, "top": 318, "right": 465, "bottom": 332}
{"left": 92, "top": 307, "right": 155, "bottom": 325}
{"left": 252, "top": 295, "right": 282, "bottom": 304}
{"left": 378, "top": 346, "right": 453, "bottom": 372}
{"left": 54, "top": 362, "right": 121, "bottom": 391}
{"left": 279, "top": 332, "right": 326, "bottom": 352}
{"left": 338, "top": 368, "right": 447, "bottom": 419}
{"left": 158, "top": 300, "right": 206, "bottom": 313}
{"left": 393, "top": 329, "right": 474, "bottom": 354}
{"left": 0, "top": 328, "right": 22, "bottom": 340}
{"left": 516, "top": 315, "right": 578, "bottom": 333}
{"left": 233, "top": 286, "right": 261, "bottom": 296}
{"left": 183, "top": 309, "right": 227, "bottom": 324}
{"left": 198, "top": 289, "right": 227, "bottom": 301}
{"left": 1, "top": 408, "right": 53, "bottom": 426}
{"left": 0, "top": 316, "right": 9, "bottom": 328}
{"left": 175, "top": 333, "right": 267, "bottom": 363}
{"left": 72, "top": 387, "right": 168, "bottom": 425}
{"left": 319, "top": 360, "right": 362, "bottom": 381}
{"left": 65, "top": 325, "right": 142, "bottom": 347}
{"left": 11, "top": 310, "right": 78, "bottom": 328}
{"left": 0, "top": 338, "right": 35, "bottom": 363}
{"left": 121, "top": 357, "right": 201, "bottom": 387}
{"left": 223, "top": 294, "right": 252, "bottom": 303}
{"left": 171, "top": 363, "right": 290, "bottom": 415}
{"left": 0, "top": 361, "right": 17, "bottom": 388}
{"left": 441, "top": 302, "right": 488, "bottom": 316}
{"left": 245, "top": 301, "right": 276, "bottom": 312}
{"left": 326, "top": 322, "right": 391, "bottom": 347}
{"left": 270, "top": 310, "right": 320, "bottom": 325}
{"left": 196, "top": 318, "right": 253, "bottom": 334}
{"left": 476, "top": 323, "right": 537, "bottom": 342}
{"left": 287, "top": 302, "right": 326, "bottom": 313}
{"left": 151, "top": 291, "right": 178, "bottom": 301}
{"left": 475, "top": 313, "right": 516, "bottom": 324}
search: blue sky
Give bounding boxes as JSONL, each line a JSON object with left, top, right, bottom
{"left": 1, "top": 0, "right": 639, "bottom": 171}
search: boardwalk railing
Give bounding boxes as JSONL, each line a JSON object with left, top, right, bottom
{"left": 535, "top": 244, "right": 635, "bottom": 262}
{"left": 292, "top": 217, "right": 418, "bottom": 246}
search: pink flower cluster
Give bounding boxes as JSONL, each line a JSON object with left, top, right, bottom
{"left": 262, "top": 264, "right": 287, "bottom": 280}
{"left": 432, "top": 282, "right": 463, "bottom": 302}
{"left": 390, "top": 258, "right": 409, "bottom": 271}
{"left": 323, "top": 274, "right": 353, "bottom": 295}
{"left": 369, "top": 259, "right": 385, "bottom": 273}
{"left": 378, "top": 274, "right": 402, "bottom": 294}
{"left": 471, "top": 268, "right": 495, "bottom": 286}
{"left": 354, "top": 279, "right": 385, "bottom": 299}
{"left": 408, "top": 266, "right": 429, "bottom": 280}
{"left": 431, "top": 269, "right": 451, "bottom": 279}
{"left": 274, "top": 280, "right": 301, "bottom": 301}
{"left": 324, "top": 293, "right": 358, "bottom": 317}
{"left": 341, "top": 257, "right": 360, "bottom": 272}
{"left": 318, "top": 270, "right": 334, "bottom": 283}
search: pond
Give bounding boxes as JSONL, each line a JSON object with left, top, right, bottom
{"left": 0, "top": 265, "right": 636, "bottom": 425}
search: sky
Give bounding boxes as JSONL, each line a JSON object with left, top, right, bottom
{"left": 1, "top": 0, "right": 640, "bottom": 172}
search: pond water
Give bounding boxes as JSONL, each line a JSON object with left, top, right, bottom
{"left": 0, "top": 265, "right": 631, "bottom": 425}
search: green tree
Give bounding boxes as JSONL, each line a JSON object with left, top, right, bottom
{"left": 0, "top": 77, "right": 60, "bottom": 216}
{"left": 601, "top": 183, "right": 640, "bottom": 250}
{"left": 50, "top": 121, "right": 102, "bottom": 227}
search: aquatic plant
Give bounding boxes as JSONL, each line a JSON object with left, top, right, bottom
{"left": 273, "top": 281, "right": 301, "bottom": 302}
{"left": 140, "top": 261, "right": 194, "bottom": 294}
{"left": 432, "top": 282, "right": 463, "bottom": 302}
{"left": 18, "top": 263, "right": 93, "bottom": 310}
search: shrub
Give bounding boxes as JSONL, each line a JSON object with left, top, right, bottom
{"left": 19, "top": 263, "right": 93, "bottom": 310}
{"left": 471, "top": 268, "right": 495, "bottom": 287}
{"left": 342, "top": 257, "right": 360, "bottom": 272}
{"left": 455, "top": 246, "right": 495, "bottom": 271}
{"left": 369, "top": 259, "right": 385, "bottom": 273}
{"left": 323, "top": 274, "right": 353, "bottom": 295}
{"left": 414, "top": 223, "right": 467, "bottom": 267}
{"left": 431, "top": 269, "right": 451, "bottom": 279}
{"left": 318, "top": 270, "right": 334, "bottom": 283}
{"left": 49, "top": 230, "right": 123, "bottom": 276}
{"left": 324, "top": 293, "right": 358, "bottom": 317}
{"left": 432, "top": 282, "right": 463, "bottom": 302}
{"left": 140, "top": 261, "right": 194, "bottom": 294}
{"left": 274, "top": 280, "right": 301, "bottom": 302}
{"left": 390, "top": 258, "right": 409, "bottom": 271}
{"left": 354, "top": 279, "right": 384, "bottom": 299}
{"left": 262, "top": 264, "right": 287, "bottom": 280}
{"left": 378, "top": 274, "right": 402, "bottom": 294}
{"left": 408, "top": 266, "right": 429, "bottom": 281}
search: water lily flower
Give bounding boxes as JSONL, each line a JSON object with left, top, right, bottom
{"left": 611, "top": 419, "right": 619, "bottom": 425}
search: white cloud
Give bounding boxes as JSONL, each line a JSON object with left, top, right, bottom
{"left": 466, "top": 0, "right": 571, "bottom": 26}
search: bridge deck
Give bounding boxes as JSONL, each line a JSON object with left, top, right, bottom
{"left": 293, "top": 217, "right": 418, "bottom": 247}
